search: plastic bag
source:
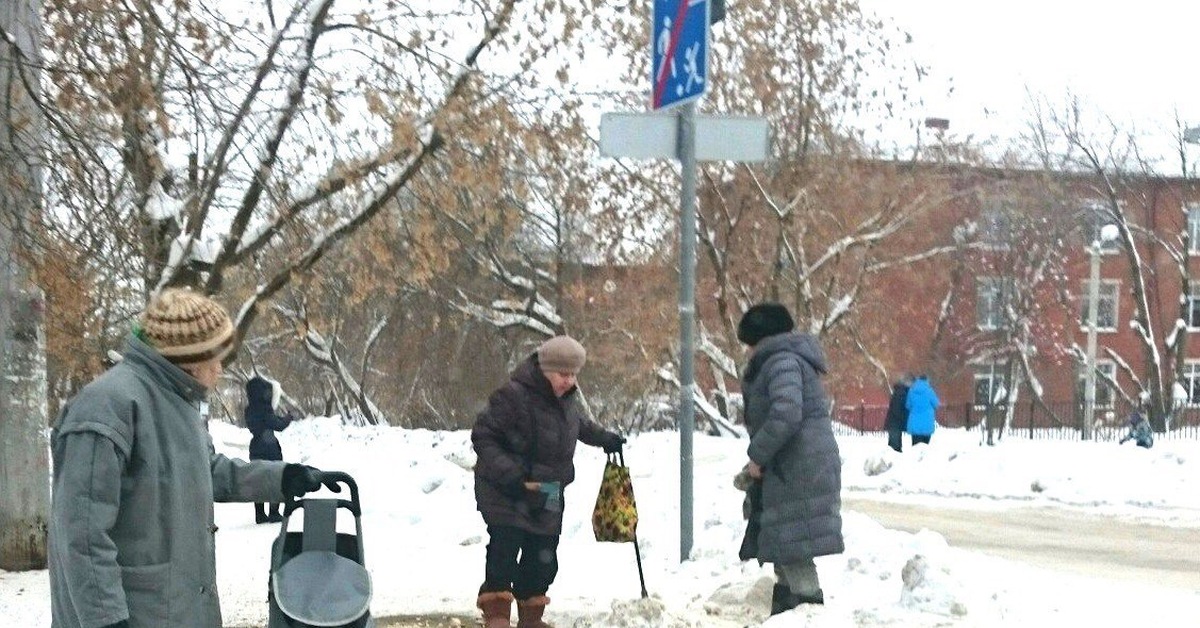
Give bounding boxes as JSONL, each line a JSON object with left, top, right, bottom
{"left": 592, "top": 454, "right": 638, "bottom": 543}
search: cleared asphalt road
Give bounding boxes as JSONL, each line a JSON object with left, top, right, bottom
{"left": 844, "top": 496, "right": 1200, "bottom": 591}
{"left": 289, "top": 499, "right": 1200, "bottom": 627}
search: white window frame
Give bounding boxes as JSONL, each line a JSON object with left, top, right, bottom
{"left": 976, "top": 277, "right": 1004, "bottom": 330}
{"left": 973, "top": 363, "right": 1008, "bottom": 408}
{"left": 1188, "top": 204, "right": 1200, "bottom": 254}
{"left": 979, "top": 199, "right": 1014, "bottom": 250}
{"left": 1183, "top": 362, "right": 1200, "bottom": 407}
{"left": 1188, "top": 281, "right": 1200, "bottom": 330}
{"left": 1079, "top": 279, "right": 1119, "bottom": 332}
{"left": 1076, "top": 360, "right": 1116, "bottom": 409}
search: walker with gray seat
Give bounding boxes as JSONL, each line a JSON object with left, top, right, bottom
{"left": 267, "top": 471, "right": 374, "bottom": 628}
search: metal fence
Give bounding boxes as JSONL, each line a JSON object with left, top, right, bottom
{"left": 833, "top": 400, "right": 1200, "bottom": 441}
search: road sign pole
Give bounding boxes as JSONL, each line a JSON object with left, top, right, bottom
{"left": 678, "top": 101, "right": 697, "bottom": 562}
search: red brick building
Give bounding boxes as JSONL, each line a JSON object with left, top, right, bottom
{"left": 833, "top": 163, "right": 1200, "bottom": 433}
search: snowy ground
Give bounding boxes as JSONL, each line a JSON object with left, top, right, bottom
{"left": 5, "top": 420, "right": 1200, "bottom": 626}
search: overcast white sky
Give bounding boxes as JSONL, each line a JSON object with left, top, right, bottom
{"left": 857, "top": 0, "right": 1200, "bottom": 161}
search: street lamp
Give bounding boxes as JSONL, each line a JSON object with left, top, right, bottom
{"left": 1083, "top": 223, "right": 1120, "bottom": 440}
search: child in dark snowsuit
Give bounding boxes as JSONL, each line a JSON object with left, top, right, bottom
{"left": 245, "top": 375, "right": 294, "bottom": 523}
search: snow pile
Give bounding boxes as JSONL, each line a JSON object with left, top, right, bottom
{"left": 4, "top": 419, "right": 1200, "bottom": 627}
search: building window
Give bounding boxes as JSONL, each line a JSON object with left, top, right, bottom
{"left": 976, "top": 277, "right": 1004, "bottom": 330}
{"left": 1183, "top": 363, "right": 1200, "bottom": 406}
{"left": 1189, "top": 281, "right": 1200, "bottom": 329}
{"left": 973, "top": 363, "right": 1008, "bottom": 407}
{"left": 979, "top": 198, "right": 1014, "bottom": 249}
{"left": 1080, "top": 199, "right": 1120, "bottom": 253}
{"left": 1079, "top": 280, "right": 1119, "bottom": 331}
{"left": 1189, "top": 205, "right": 1200, "bottom": 254}
{"left": 1076, "top": 360, "right": 1116, "bottom": 409}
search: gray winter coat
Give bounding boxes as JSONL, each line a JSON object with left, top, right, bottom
{"left": 49, "top": 336, "right": 287, "bottom": 628}
{"left": 741, "top": 332, "right": 844, "bottom": 564}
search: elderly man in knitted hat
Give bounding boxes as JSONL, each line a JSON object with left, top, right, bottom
{"left": 48, "top": 288, "right": 337, "bottom": 628}
{"left": 472, "top": 335, "right": 626, "bottom": 628}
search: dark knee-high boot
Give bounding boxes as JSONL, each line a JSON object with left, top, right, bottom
{"left": 771, "top": 583, "right": 824, "bottom": 615}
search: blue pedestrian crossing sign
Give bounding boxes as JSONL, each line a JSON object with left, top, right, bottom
{"left": 652, "top": 0, "right": 709, "bottom": 111}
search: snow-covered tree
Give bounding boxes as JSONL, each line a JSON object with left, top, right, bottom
{"left": 1025, "top": 96, "right": 1198, "bottom": 431}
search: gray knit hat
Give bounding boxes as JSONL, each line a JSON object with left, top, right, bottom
{"left": 537, "top": 335, "right": 587, "bottom": 374}
{"left": 138, "top": 288, "right": 235, "bottom": 365}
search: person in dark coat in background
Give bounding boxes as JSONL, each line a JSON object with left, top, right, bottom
{"left": 736, "top": 303, "right": 844, "bottom": 615}
{"left": 245, "top": 375, "right": 295, "bottom": 523}
{"left": 472, "top": 335, "right": 626, "bottom": 628}
{"left": 884, "top": 374, "right": 913, "bottom": 453}
{"left": 905, "top": 374, "right": 940, "bottom": 445}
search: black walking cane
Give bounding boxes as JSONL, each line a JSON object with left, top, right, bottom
{"left": 619, "top": 449, "right": 649, "bottom": 599}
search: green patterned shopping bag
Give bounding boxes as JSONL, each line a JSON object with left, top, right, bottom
{"left": 592, "top": 453, "right": 639, "bottom": 542}
{"left": 590, "top": 450, "right": 647, "bottom": 597}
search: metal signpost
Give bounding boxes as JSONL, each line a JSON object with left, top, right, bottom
{"left": 600, "top": 0, "right": 769, "bottom": 562}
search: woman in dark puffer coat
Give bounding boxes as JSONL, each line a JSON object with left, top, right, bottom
{"left": 737, "top": 303, "right": 844, "bottom": 616}
{"left": 472, "top": 335, "right": 625, "bottom": 628}
{"left": 245, "top": 375, "right": 294, "bottom": 523}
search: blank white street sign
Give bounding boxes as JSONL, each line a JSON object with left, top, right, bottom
{"left": 600, "top": 112, "right": 770, "bottom": 162}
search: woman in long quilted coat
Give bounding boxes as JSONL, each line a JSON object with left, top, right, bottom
{"left": 737, "top": 302, "right": 844, "bottom": 615}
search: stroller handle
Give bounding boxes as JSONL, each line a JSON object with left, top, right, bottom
{"left": 284, "top": 470, "right": 362, "bottom": 517}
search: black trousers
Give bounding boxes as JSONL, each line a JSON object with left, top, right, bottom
{"left": 887, "top": 428, "right": 903, "bottom": 452}
{"left": 250, "top": 453, "right": 282, "bottom": 522}
{"left": 479, "top": 525, "right": 560, "bottom": 600}
{"left": 912, "top": 434, "right": 931, "bottom": 445}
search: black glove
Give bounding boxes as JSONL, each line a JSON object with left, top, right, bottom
{"left": 281, "top": 464, "right": 342, "bottom": 498}
{"left": 601, "top": 432, "right": 627, "bottom": 454}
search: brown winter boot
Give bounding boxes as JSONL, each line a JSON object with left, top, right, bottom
{"left": 477, "top": 591, "right": 514, "bottom": 628}
{"left": 516, "top": 595, "right": 553, "bottom": 628}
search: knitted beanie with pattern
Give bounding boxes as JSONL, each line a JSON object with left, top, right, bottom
{"left": 138, "top": 288, "right": 235, "bottom": 366}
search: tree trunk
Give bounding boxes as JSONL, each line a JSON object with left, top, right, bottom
{"left": 0, "top": 0, "right": 49, "bottom": 571}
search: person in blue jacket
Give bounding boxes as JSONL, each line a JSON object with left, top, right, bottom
{"left": 905, "top": 374, "right": 940, "bottom": 445}
{"left": 245, "top": 375, "right": 295, "bottom": 523}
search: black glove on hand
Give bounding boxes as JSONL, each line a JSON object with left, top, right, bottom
{"left": 281, "top": 464, "right": 342, "bottom": 498}
{"left": 601, "top": 432, "right": 627, "bottom": 454}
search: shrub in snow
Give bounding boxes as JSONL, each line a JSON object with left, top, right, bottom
{"left": 863, "top": 452, "right": 895, "bottom": 476}
{"left": 1030, "top": 479, "right": 1046, "bottom": 493}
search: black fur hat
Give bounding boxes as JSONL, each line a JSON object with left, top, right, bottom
{"left": 737, "top": 302, "right": 795, "bottom": 346}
